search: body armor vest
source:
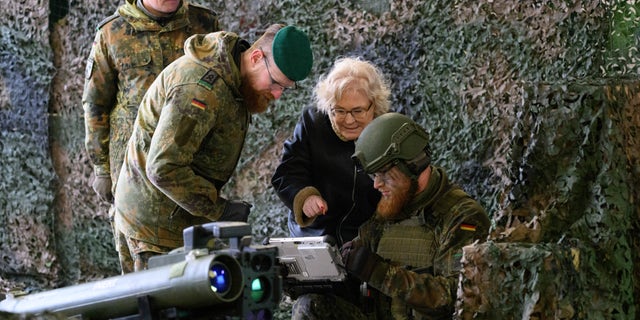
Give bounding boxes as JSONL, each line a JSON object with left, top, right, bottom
{"left": 375, "top": 187, "right": 468, "bottom": 271}
{"left": 371, "top": 186, "right": 470, "bottom": 319}
{"left": 376, "top": 215, "right": 435, "bottom": 270}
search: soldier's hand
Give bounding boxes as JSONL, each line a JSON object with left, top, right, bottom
{"left": 92, "top": 174, "right": 113, "bottom": 203}
{"left": 340, "top": 240, "right": 355, "bottom": 264}
{"left": 344, "top": 244, "right": 386, "bottom": 283}
{"left": 219, "top": 200, "right": 252, "bottom": 222}
{"left": 302, "top": 195, "right": 328, "bottom": 218}
{"left": 340, "top": 238, "right": 363, "bottom": 265}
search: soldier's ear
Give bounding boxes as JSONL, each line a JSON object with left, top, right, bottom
{"left": 249, "top": 49, "right": 265, "bottom": 67}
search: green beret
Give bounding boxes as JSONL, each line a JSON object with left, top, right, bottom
{"left": 272, "top": 26, "right": 313, "bottom": 82}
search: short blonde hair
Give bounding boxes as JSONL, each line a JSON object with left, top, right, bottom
{"left": 315, "top": 57, "right": 391, "bottom": 117}
{"left": 250, "top": 23, "right": 285, "bottom": 58}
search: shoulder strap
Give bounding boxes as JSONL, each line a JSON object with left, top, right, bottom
{"left": 420, "top": 182, "right": 469, "bottom": 225}
{"left": 188, "top": 2, "right": 217, "bottom": 15}
{"left": 96, "top": 12, "right": 120, "bottom": 30}
{"left": 434, "top": 185, "right": 469, "bottom": 215}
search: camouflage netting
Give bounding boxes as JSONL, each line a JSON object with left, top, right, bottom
{"left": 458, "top": 81, "right": 637, "bottom": 319}
{"left": 47, "top": 0, "right": 126, "bottom": 286}
{"left": 1, "top": 0, "right": 638, "bottom": 318}
{"left": 1, "top": 0, "right": 58, "bottom": 291}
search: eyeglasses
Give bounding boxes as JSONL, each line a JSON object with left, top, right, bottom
{"left": 330, "top": 103, "right": 373, "bottom": 120}
{"left": 261, "top": 49, "right": 295, "bottom": 92}
{"left": 368, "top": 162, "right": 396, "bottom": 184}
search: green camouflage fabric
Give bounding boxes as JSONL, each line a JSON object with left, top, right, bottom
{"left": 294, "top": 167, "right": 490, "bottom": 320}
{"left": 115, "top": 225, "right": 178, "bottom": 272}
{"left": 360, "top": 166, "right": 490, "bottom": 319}
{"left": 114, "top": 226, "right": 134, "bottom": 273}
{"left": 82, "top": 0, "right": 219, "bottom": 185}
{"left": 292, "top": 293, "right": 369, "bottom": 320}
{"left": 114, "top": 31, "right": 250, "bottom": 249}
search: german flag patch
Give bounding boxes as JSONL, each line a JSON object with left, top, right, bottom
{"left": 460, "top": 223, "right": 477, "bottom": 232}
{"left": 191, "top": 98, "right": 206, "bottom": 110}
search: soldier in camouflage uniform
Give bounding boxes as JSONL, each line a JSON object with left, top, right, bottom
{"left": 113, "top": 24, "right": 313, "bottom": 272}
{"left": 293, "top": 113, "right": 490, "bottom": 319}
{"left": 82, "top": 0, "right": 220, "bottom": 272}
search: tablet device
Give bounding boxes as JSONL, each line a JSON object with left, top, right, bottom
{"left": 265, "top": 236, "right": 346, "bottom": 282}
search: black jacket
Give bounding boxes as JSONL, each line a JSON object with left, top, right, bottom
{"left": 271, "top": 106, "right": 380, "bottom": 245}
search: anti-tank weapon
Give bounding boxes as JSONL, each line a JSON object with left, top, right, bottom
{"left": 0, "top": 222, "right": 281, "bottom": 320}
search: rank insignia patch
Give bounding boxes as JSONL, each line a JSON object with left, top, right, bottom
{"left": 198, "top": 69, "right": 218, "bottom": 90}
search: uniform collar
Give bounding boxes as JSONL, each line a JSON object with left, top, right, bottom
{"left": 121, "top": 0, "right": 189, "bottom": 31}
{"left": 403, "top": 166, "right": 444, "bottom": 216}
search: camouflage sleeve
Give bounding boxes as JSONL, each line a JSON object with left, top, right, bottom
{"left": 188, "top": 2, "right": 220, "bottom": 32}
{"left": 144, "top": 83, "right": 226, "bottom": 219}
{"left": 434, "top": 198, "right": 490, "bottom": 277}
{"left": 368, "top": 198, "right": 490, "bottom": 317}
{"left": 82, "top": 29, "right": 117, "bottom": 175}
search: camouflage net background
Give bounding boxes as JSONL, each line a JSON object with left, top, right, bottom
{"left": 0, "top": 0, "right": 638, "bottom": 318}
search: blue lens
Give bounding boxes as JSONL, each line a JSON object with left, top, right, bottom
{"left": 209, "top": 263, "right": 231, "bottom": 294}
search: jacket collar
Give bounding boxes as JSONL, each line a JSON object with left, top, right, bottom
{"left": 120, "top": 0, "right": 189, "bottom": 32}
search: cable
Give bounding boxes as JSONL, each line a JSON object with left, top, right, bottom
{"left": 336, "top": 164, "right": 357, "bottom": 246}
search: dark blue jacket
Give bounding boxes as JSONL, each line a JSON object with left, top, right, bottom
{"left": 271, "top": 106, "right": 380, "bottom": 245}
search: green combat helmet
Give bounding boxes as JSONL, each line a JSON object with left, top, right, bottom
{"left": 352, "top": 113, "right": 431, "bottom": 179}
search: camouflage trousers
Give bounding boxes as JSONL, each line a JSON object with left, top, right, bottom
{"left": 291, "top": 293, "right": 370, "bottom": 320}
{"left": 113, "top": 225, "right": 172, "bottom": 273}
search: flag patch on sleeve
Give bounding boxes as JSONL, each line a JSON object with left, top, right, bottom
{"left": 191, "top": 98, "right": 206, "bottom": 110}
{"left": 460, "top": 223, "right": 477, "bottom": 232}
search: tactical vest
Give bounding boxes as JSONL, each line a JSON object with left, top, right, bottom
{"left": 376, "top": 186, "right": 468, "bottom": 270}
{"left": 377, "top": 214, "right": 436, "bottom": 269}
{"left": 374, "top": 185, "right": 469, "bottom": 320}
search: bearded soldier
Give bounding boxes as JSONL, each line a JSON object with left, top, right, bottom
{"left": 293, "top": 113, "right": 490, "bottom": 319}
{"left": 82, "top": 0, "right": 220, "bottom": 273}
{"left": 114, "top": 25, "right": 313, "bottom": 272}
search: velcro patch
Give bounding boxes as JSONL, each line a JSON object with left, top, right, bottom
{"left": 175, "top": 116, "right": 197, "bottom": 147}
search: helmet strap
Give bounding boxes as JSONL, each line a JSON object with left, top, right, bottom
{"left": 396, "top": 161, "right": 419, "bottom": 180}
{"left": 398, "top": 148, "right": 431, "bottom": 180}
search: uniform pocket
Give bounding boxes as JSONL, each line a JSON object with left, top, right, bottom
{"left": 117, "top": 49, "right": 152, "bottom": 70}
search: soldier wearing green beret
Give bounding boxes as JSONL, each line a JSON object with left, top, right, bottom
{"left": 82, "top": 0, "right": 220, "bottom": 273}
{"left": 113, "top": 24, "right": 314, "bottom": 272}
{"left": 293, "top": 113, "right": 490, "bottom": 319}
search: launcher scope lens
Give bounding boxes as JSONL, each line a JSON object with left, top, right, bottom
{"left": 248, "top": 252, "right": 273, "bottom": 302}
{"left": 205, "top": 254, "right": 243, "bottom": 303}
{"left": 209, "top": 262, "right": 231, "bottom": 294}
{"left": 251, "top": 278, "right": 267, "bottom": 302}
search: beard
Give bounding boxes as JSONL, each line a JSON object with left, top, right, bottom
{"left": 376, "top": 178, "right": 418, "bottom": 220}
{"left": 240, "top": 83, "right": 274, "bottom": 114}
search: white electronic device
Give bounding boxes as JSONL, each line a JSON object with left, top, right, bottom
{"left": 265, "top": 236, "right": 346, "bottom": 282}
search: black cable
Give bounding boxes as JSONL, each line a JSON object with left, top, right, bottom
{"left": 337, "top": 164, "right": 358, "bottom": 246}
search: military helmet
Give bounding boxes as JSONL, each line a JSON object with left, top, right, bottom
{"left": 352, "top": 113, "right": 431, "bottom": 178}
